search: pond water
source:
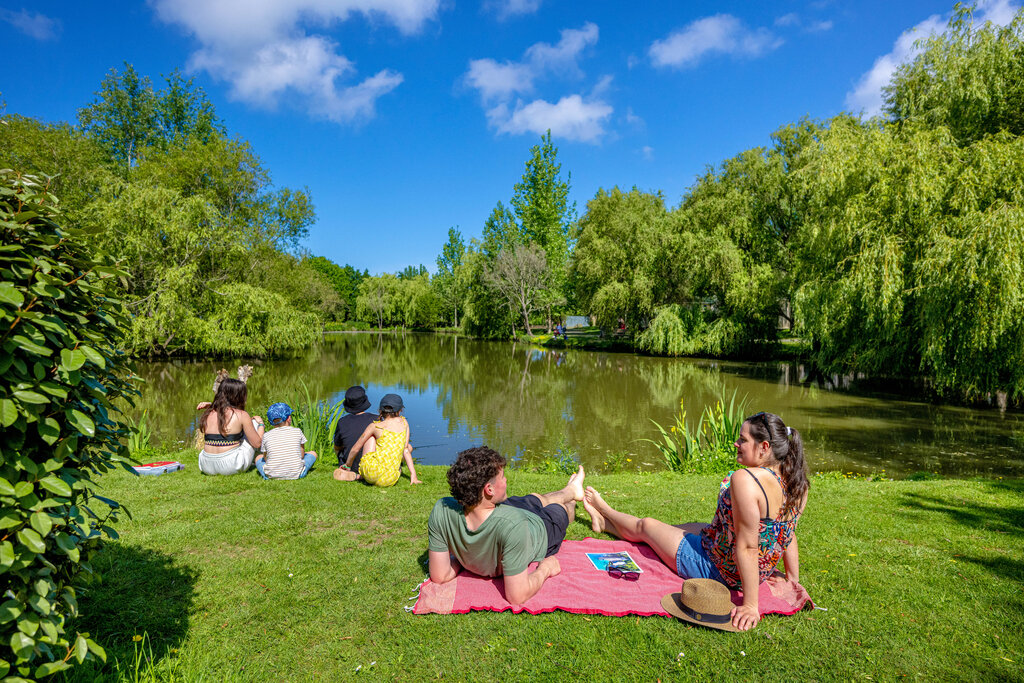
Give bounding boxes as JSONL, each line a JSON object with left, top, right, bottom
{"left": 133, "top": 332, "right": 1024, "bottom": 477}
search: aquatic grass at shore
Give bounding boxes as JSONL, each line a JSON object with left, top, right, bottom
{"left": 287, "top": 382, "right": 343, "bottom": 459}
{"left": 643, "top": 390, "right": 749, "bottom": 475}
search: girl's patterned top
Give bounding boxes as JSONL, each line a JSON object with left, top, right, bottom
{"left": 700, "top": 468, "right": 800, "bottom": 590}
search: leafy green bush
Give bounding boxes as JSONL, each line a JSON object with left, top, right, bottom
{"left": 0, "top": 171, "right": 135, "bottom": 679}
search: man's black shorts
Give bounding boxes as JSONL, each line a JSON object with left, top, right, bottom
{"left": 502, "top": 495, "right": 570, "bottom": 558}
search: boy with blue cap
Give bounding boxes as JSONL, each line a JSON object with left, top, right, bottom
{"left": 256, "top": 402, "right": 317, "bottom": 479}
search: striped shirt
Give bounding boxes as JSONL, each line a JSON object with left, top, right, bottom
{"left": 260, "top": 426, "right": 308, "bottom": 480}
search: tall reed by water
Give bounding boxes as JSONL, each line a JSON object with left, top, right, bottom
{"left": 288, "top": 382, "right": 344, "bottom": 460}
{"left": 643, "top": 390, "right": 749, "bottom": 474}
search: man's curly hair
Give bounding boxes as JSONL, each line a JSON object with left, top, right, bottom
{"left": 447, "top": 446, "right": 506, "bottom": 508}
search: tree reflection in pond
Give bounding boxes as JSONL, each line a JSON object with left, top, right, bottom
{"left": 131, "top": 333, "right": 1024, "bottom": 477}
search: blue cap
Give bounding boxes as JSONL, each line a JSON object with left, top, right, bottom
{"left": 267, "top": 402, "right": 292, "bottom": 425}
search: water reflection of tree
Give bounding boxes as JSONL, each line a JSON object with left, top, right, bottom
{"left": 132, "top": 334, "right": 1024, "bottom": 476}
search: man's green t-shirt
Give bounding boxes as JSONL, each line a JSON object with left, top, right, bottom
{"left": 427, "top": 497, "right": 547, "bottom": 577}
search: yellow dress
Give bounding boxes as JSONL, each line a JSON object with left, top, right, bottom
{"left": 358, "top": 419, "right": 406, "bottom": 487}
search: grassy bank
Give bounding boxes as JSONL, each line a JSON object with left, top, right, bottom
{"left": 66, "top": 460, "right": 1022, "bottom": 681}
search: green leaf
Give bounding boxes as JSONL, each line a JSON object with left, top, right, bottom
{"left": 17, "top": 612, "right": 39, "bottom": 636}
{"left": 0, "top": 398, "right": 19, "bottom": 427}
{"left": 68, "top": 409, "right": 95, "bottom": 437}
{"left": 0, "top": 541, "right": 14, "bottom": 568}
{"left": 37, "top": 417, "right": 60, "bottom": 445}
{"left": 0, "top": 282, "right": 24, "bottom": 306}
{"left": 38, "top": 476, "right": 72, "bottom": 498}
{"left": 9, "top": 631, "right": 33, "bottom": 657}
{"left": 26, "top": 593, "right": 50, "bottom": 616}
{"left": 29, "top": 511, "right": 52, "bottom": 536}
{"left": 17, "top": 527, "right": 46, "bottom": 554}
{"left": 0, "top": 600, "right": 21, "bottom": 624}
{"left": 74, "top": 634, "right": 88, "bottom": 663}
{"left": 0, "top": 476, "right": 15, "bottom": 496}
{"left": 35, "top": 661, "right": 71, "bottom": 677}
{"left": 12, "top": 334, "right": 51, "bottom": 356}
{"left": 13, "top": 389, "right": 48, "bottom": 405}
{"left": 86, "top": 636, "right": 106, "bottom": 662}
{"left": 14, "top": 481, "right": 34, "bottom": 498}
{"left": 78, "top": 345, "right": 105, "bottom": 369}
{"left": 60, "top": 348, "right": 86, "bottom": 371}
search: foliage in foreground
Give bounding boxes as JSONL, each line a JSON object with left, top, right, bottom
{"left": 61, "top": 463, "right": 1024, "bottom": 681}
{"left": 0, "top": 172, "right": 135, "bottom": 678}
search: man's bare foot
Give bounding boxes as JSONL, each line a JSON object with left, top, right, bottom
{"left": 567, "top": 465, "right": 585, "bottom": 501}
{"left": 583, "top": 486, "right": 607, "bottom": 534}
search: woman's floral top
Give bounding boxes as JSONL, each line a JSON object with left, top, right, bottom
{"left": 700, "top": 468, "right": 800, "bottom": 590}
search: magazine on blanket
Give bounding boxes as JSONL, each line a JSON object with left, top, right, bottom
{"left": 585, "top": 551, "right": 643, "bottom": 573}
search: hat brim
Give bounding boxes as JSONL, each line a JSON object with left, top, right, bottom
{"left": 660, "top": 593, "right": 741, "bottom": 632}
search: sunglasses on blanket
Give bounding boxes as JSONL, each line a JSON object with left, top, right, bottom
{"left": 607, "top": 563, "right": 640, "bottom": 581}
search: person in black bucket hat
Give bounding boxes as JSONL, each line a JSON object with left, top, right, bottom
{"left": 333, "top": 386, "right": 376, "bottom": 475}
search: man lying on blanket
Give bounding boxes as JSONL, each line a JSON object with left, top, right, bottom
{"left": 427, "top": 446, "right": 584, "bottom": 605}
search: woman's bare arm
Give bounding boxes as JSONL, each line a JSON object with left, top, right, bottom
{"left": 729, "top": 471, "right": 763, "bottom": 631}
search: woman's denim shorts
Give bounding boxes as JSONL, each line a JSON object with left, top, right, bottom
{"left": 675, "top": 533, "right": 724, "bottom": 581}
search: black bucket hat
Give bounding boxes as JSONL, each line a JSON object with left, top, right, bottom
{"left": 343, "top": 386, "right": 372, "bottom": 413}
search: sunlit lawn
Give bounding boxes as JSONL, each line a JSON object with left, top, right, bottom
{"left": 66, "top": 457, "right": 1024, "bottom": 681}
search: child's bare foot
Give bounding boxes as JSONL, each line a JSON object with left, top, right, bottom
{"left": 567, "top": 465, "right": 585, "bottom": 501}
{"left": 583, "top": 486, "right": 606, "bottom": 534}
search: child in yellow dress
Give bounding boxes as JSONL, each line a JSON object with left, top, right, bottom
{"left": 343, "top": 393, "right": 422, "bottom": 487}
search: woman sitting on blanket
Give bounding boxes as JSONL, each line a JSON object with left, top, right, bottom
{"left": 583, "top": 411, "right": 808, "bottom": 631}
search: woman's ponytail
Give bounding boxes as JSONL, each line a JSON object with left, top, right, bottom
{"left": 744, "top": 412, "right": 809, "bottom": 518}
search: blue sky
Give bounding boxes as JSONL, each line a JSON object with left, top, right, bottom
{"left": 2, "top": 1, "right": 1019, "bottom": 274}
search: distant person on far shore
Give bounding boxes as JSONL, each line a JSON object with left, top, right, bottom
{"left": 256, "top": 402, "right": 317, "bottom": 480}
{"left": 336, "top": 393, "right": 421, "bottom": 486}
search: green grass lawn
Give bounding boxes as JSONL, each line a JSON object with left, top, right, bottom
{"left": 65, "top": 457, "right": 1024, "bottom": 681}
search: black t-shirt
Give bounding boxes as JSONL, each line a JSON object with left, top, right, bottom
{"left": 333, "top": 412, "right": 377, "bottom": 468}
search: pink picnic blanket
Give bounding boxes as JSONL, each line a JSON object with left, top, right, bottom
{"left": 413, "top": 538, "right": 814, "bottom": 617}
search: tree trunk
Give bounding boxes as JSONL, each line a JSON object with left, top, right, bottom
{"left": 521, "top": 304, "right": 532, "bottom": 337}
{"left": 546, "top": 305, "right": 552, "bottom": 333}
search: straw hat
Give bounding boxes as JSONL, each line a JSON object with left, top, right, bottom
{"left": 661, "top": 579, "right": 741, "bottom": 632}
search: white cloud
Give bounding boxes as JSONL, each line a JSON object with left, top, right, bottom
{"left": 641, "top": 145, "right": 653, "bottom": 160}
{"left": 465, "top": 22, "right": 611, "bottom": 142}
{"left": 625, "top": 106, "right": 644, "bottom": 128}
{"left": 494, "top": 95, "right": 612, "bottom": 142}
{"left": 649, "top": 14, "right": 782, "bottom": 69}
{"left": 845, "top": 0, "right": 1019, "bottom": 117}
{"left": 465, "top": 59, "right": 535, "bottom": 100}
{"left": 0, "top": 8, "right": 59, "bottom": 40}
{"left": 808, "top": 20, "right": 834, "bottom": 32}
{"left": 484, "top": 0, "right": 542, "bottom": 21}
{"left": 775, "top": 13, "right": 800, "bottom": 28}
{"left": 151, "top": 0, "right": 440, "bottom": 124}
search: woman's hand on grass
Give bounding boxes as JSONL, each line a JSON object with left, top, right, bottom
{"left": 730, "top": 603, "right": 760, "bottom": 631}
{"left": 411, "top": 476, "right": 423, "bottom": 485}
{"left": 196, "top": 401, "right": 212, "bottom": 410}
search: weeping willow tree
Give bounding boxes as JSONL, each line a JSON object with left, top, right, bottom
{"left": 793, "top": 6, "right": 1024, "bottom": 399}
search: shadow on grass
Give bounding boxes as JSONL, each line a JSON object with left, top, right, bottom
{"left": 899, "top": 480, "right": 1024, "bottom": 584}
{"left": 68, "top": 543, "right": 198, "bottom": 678}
